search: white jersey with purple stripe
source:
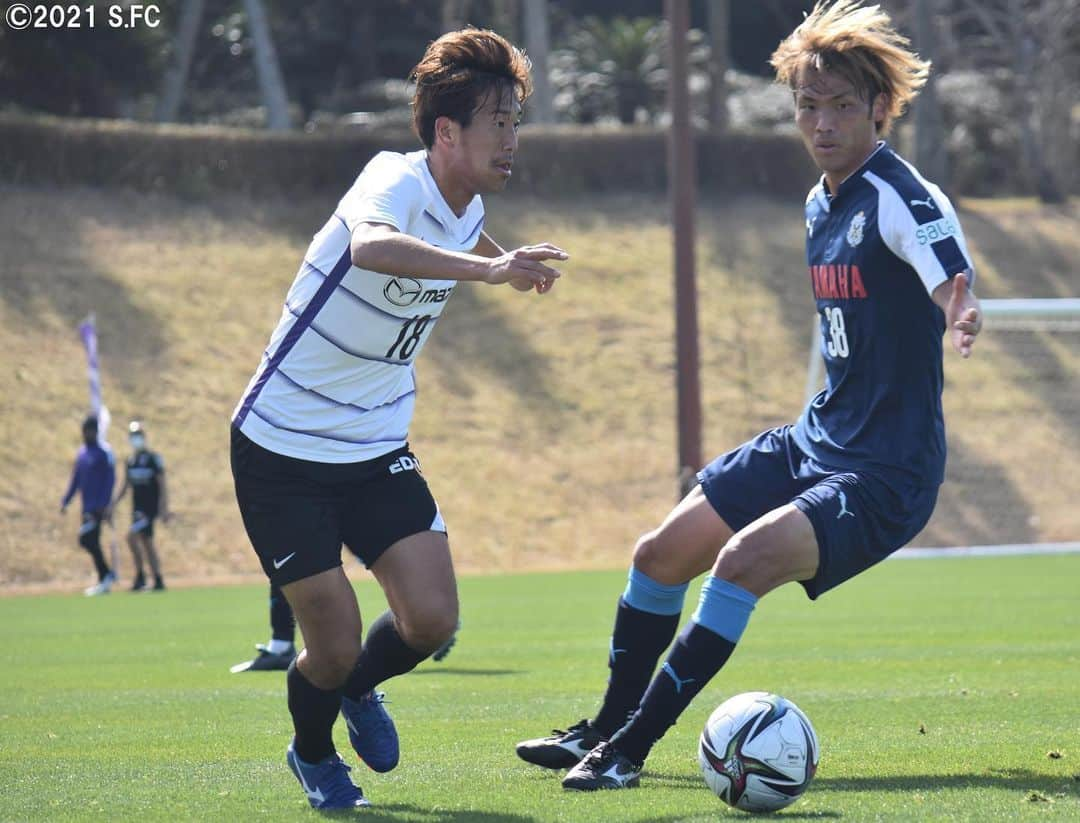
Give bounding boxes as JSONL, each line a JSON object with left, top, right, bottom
{"left": 793, "top": 142, "right": 975, "bottom": 486}
{"left": 232, "top": 150, "right": 484, "bottom": 463}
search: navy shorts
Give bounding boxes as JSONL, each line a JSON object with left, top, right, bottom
{"left": 230, "top": 427, "right": 446, "bottom": 587}
{"left": 697, "top": 425, "right": 938, "bottom": 600}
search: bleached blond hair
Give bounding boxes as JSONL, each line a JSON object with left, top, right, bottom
{"left": 770, "top": 1, "right": 930, "bottom": 135}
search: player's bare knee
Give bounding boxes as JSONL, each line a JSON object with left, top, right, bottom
{"left": 397, "top": 605, "right": 457, "bottom": 653}
{"left": 713, "top": 532, "right": 769, "bottom": 588}
{"left": 632, "top": 530, "right": 667, "bottom": 576}
{"left": 314, "top": 635, "right": 363, "bottom": 683}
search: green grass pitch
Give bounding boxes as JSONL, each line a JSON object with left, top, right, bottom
{"left": 2, "top": 554, "right": 1077, "bottom": 821}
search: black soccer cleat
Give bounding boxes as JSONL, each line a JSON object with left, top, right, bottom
{"left": 230, "top": 644, "right": 296, "bottom": 673}
{"left": 516, "top": 719, "right": 607, "bottom": 770}
{"left": 562, "top": 741, "right": 642, "bottom": 791}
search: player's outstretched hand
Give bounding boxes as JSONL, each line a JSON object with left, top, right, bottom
{"left": 487, "top": 243, "right": 568, "bottom": 293}
{"left": 947, "top": 272, "right": 981, "bottom": 358}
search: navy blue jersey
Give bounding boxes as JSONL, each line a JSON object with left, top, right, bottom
{"left": 126, "top": 450, "right": 165, "bottom": 515}
{"left": 792, "top": 142, "right": 975, "bottom": 486}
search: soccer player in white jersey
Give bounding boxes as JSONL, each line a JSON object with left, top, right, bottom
{"left": 230, "top": 28, "right": 567, "bottom": 809}
{"left": 518, "top": 1, "right": 983, "bottom": 791}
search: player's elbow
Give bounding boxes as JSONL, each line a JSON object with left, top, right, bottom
{"left": 349, "top": 235, "right": 377, "bottom": 270}
{"left": 350, "top": 224, "right": 397, "bottom": 271}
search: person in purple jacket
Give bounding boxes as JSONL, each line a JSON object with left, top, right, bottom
{"left": 60, "top": 415, "right": 117, "bottom": 596}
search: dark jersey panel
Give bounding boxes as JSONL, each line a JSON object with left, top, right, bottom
{"left": 792, "top": 143, "right": 974, "bottom": 487}
{"left": 126, "top": 450, "right": 164, "bottom": 515}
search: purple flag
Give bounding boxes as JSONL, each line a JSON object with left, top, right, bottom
{"left": 78, "top": 314, "right": 111, "bottom": 443}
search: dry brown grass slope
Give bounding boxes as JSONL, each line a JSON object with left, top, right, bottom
{"left": 1, "top": 186, "right": 1076, "bottom": 589}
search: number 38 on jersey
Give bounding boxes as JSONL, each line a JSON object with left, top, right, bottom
{"left": 823, "top": 306, "right": 850, "bottom": 359}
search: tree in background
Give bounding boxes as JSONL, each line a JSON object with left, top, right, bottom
{"left": 0, "top": 11, "right": 167, "bottom": 117}
{"left": 550, "top": 16, "right": 669, "bottom": 124}
{"left": 706, "top": 0, "right": 730, "bottom": 131}
{"left": 939, "top": 0, "right": 1078, "bottom": 202}
{"left": 894, "top": 0, "right": 1079, "bottom": 202}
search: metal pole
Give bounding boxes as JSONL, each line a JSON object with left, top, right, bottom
{"left": 666, "top": 0, "right": 702, "bottom": 497}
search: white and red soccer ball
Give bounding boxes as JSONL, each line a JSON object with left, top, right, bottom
{"left": 699, "top": 691, "right": 820, "bottom": 813}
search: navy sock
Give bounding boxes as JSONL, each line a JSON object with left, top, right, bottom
{"left": 342, "top": 610, "right": 428, "bottom": 700}
{"left": 269, "top": 583, "right": 296, "bottom": 644}
{"left": 287, "top": 659, "right": 343, "bottom": 764}
{"left": 592, "top": 568, "right": 688, "bottom": 737}
{"left": 611, "top": 577, "right": 757, "bottom": 764}
{"left": 592, "top": 600, "right": 681, "bottom": 737}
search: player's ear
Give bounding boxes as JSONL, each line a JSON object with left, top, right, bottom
{"left": 433, "top": 115, "right": 458, "bottom": 149}
{"left": 870, "top": 92, "right": 888, "bottom": 127}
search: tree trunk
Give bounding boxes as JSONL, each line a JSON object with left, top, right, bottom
{"left": 243, "top": 0, "right": 291, "bottom": 130}
{"left": 706, "top": 0, "right": 729, "bottom": 131}
{"left": 442, "top": 0, "right": 470, "bottom": 32}
{"left": 154, "top": 0, "right": 204, "bottom": 123}
{"left": 1011, "top": 7, "right": 1064, "bottom": 203}
{"left": 912, "top": 0, "right": 947, "bottom": 186}
{"left": 492, "top": 0, "right": 519, "bottom": 43}
{"left": 523, "top": 0, "right": 553, "bottom": 122}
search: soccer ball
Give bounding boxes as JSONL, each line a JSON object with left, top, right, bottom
{"left": 698, "top": 691, "right": 819, "bottom": 813}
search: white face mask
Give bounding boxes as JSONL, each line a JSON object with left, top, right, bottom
{"left": 130, "top": 434, "right": 146, "bottom": 450}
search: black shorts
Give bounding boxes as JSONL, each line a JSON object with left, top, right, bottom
{"left": 131, "top": 510, "right": 156, "bottom": 538}
{"left": 230, "top": 427, "right": 446, "bottom": 586}
{"left": 78, "top": 511, "right": 104, "bottom": 547}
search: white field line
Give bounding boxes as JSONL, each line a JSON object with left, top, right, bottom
{"left": 892, "top": 542, "right": 1080, "bottom": 559}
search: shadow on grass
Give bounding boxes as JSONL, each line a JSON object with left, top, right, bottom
{"left": 0, "top": 187, "right": 169, "bottom": 394}
{"left": 333, "top": 805, "right": 536, "bottom": 822}
{"left": 411, "top": 667, "right": 520, "bottom": 677}
{"left": 956, "top": 204, "right": 1080, "bottom": 438}
{"left": 423, "top": 283, "right": 560, "bottom": 408}
{"left": 928, "top": 438, "right": 1036, "bottom": 544}
{"left": 813, "top": 769, "right": 1079, "bottom": 795}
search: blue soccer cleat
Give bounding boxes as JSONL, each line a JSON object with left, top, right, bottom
{"left": 340, "top": 690, "right": 400, "bottom": 773}
{"left": 286, "top": 740, "right": 369, "bottom": 809}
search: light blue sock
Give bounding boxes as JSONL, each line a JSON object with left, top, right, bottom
{"left": 622, "top": 566, "right": 689, "bottom": 616}
{"left": 691, "top": 576, "right": 758, "bottom": 643}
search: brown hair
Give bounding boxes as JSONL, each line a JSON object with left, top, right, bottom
{"left": 770, "top": 1, "right": 929, "bottom": 135}
{"left": 410, "top": 27, "right": 532, "bottom": 149}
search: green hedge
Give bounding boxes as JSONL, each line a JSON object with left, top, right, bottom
{"left": 0, "top": 114, "right": 816, "bottom": 198}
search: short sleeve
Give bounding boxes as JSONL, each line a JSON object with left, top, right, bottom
{"left": 866, "top": 172, "right": 976, "bottom": 296}
{"left": 336, "top": 152, "right": 423, "bottom": 235}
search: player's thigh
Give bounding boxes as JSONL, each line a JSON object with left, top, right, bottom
{"left": 714, "top": 503, "right": 820, "bottom": 597}
{"left": 231, "top": 428, "right": 344, "bottom": 586}
{"left": 130, "top": 512, "right": 153, "bottom": 544}
{"left": 633, "top": 485, "right": 736, "bottom": 585}
{"left": 78, "top": 513, "right": 102, "bottom": 549}
{"left": 370, "top": 530, "right": 458, "bottom": 652}
{"left": 337, "top": 448, "right": 455, "bottom": 649}
{"left": 281, "top": 566, "right": 363, "bottom": 688}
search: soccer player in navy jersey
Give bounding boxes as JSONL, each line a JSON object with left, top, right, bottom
{"left": 60, "top": 415, "right": 117, "bottom": 596}
{"left": 517, "top": 0, "right": 983, "bottom": 790}
{"left": 230, "top": 28, "right": 566, "bottom": 808}
{"left": 112, "top": 421, "right": 169, "bottom": 591}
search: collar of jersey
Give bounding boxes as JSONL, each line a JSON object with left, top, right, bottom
{"left": 813, "top": 140, "right": 889, "bottom": 213}
{"left": 411, "top": 150, "right": 482, "bottom": 238}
